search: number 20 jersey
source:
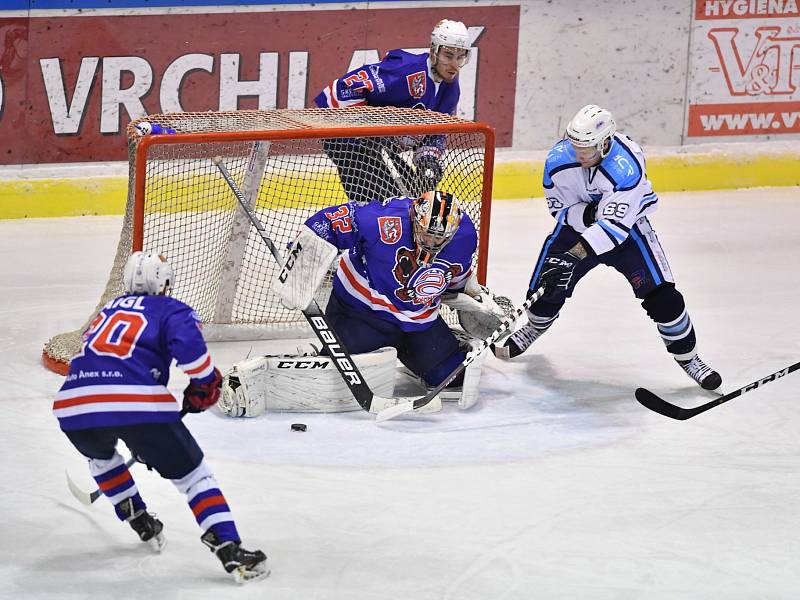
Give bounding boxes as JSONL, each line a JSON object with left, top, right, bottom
{"left": 53, "top": 294, "right": 216, "bottom": 431}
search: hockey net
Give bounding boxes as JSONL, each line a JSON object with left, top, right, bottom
{"left": 42, "top": 107, "right": 495, "bottom": 375}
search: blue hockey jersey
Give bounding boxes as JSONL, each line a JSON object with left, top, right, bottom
{"left": 54, "top": 294, "right": 217, "bottom": 431}
{"left": 305, "top": 196, "right": 476, "bottom": 332}
{"left": 315, "top": 49, "right": 460, "bottom": 115}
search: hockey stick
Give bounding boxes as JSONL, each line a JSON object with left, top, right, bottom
{"left": 375, "top": 286, "right": 546, "bottom": 421}
{"left": 66, "top": 456, "right": 137, "bottom": 506}
{"left": 635, "top": 360, "right": 800, "bottom": 420}
{"left": 379, "top": 146, "right": 412, "bottom": 197}
{"left": 213, "top": 156, "right": 412, "bottom": 419}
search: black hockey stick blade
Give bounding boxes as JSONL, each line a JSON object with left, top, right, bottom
{"left": 634, "top": 388, "right": 708, "bottom": 420}
{"left": 635, "top": 360, "right": 800, "bottom": 421}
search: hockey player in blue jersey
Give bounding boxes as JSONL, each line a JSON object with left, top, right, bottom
{"left": 315, "top": 19, "right": 471, "bottom": 204}
{"left": 54, "top": 251, "right": 268, "bottom": 584}
{"left": 493, "top": 105, "right": 723, "bottom": 392}
{"left": 267, "top": 190, "right": 507, "bottom": 411}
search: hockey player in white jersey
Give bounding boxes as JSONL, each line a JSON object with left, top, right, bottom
{"left": 493, "top": 105, "right": 722, "bottom": 391}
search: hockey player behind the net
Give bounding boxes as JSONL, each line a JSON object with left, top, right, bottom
{"left": 219, "top": 191, "right": 509, "bottom": 417}
{"left": 53, "top": 251, "right": 268, "bottom": 584}
{"left": 315, "top": 19, "right": 471, "bottom": 203}
{"left": 493, "top": 105, "right": 722, "bottom": 392}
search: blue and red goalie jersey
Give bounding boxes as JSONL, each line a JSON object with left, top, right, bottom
{"left": 315, "top": 50, "right": 460, "bottom": 115}
{"left": 53, "top": 295, "right": 217, "bottom": 431}
{"left": 306, "top": 196, "right": 477, "bottom": 332}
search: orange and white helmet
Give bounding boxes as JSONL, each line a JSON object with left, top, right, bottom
{"left": 123, "top": 251, "right": 174, "bottom": 295}
{"left": 411, "top": 191, "right": 463, "bottom": 265}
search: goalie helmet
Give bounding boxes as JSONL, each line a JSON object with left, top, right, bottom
{"left": 430, "top": 19, "right": 471, "bottom": 66}
{"left": 411, "top": 190, "right": 463, "bottom": 265}
{"left": 122, "top": 251, "right": 174, "bottom": 295}
{"left": 564, "top": 104, "right": 617, "bottom": 159}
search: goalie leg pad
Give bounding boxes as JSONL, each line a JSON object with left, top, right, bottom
{"left": 271, "top": 225, "right": 339, "bottom": 311}
{"left": 437, "top": 334, "right": 488, "bottom": 410}
{"left": 218, "top": 347, "right": 397, "bottom": 416}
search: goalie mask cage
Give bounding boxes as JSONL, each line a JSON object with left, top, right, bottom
{"left": 42, "top": 107, "right": 495, "bottom": 375}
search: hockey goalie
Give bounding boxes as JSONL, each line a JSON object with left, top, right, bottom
{"left": 218, "top": 190, "right": 512, "bottom": 417}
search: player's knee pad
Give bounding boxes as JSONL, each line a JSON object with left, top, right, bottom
{"left": 171, "top": 460, "right": 214, "bottom": 496}
{"left": 218, "top": 347, "right": 397, "bottom": 417}
{"left": 641, "top": 283, "right": 684, "bottom": 322}
{"left": 641, "top": 284, "right": 697, "bottom": 358}
{"left": 87, "top": 452, "right": 126, "bottom": 478}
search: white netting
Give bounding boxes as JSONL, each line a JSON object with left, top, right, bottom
{"left": 42, "top": 107, "right": 493, "bottom": 374}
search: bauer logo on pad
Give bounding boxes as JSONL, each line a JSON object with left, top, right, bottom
{"left": 378, "top": 216, "right": 403, "bottom": 244}
{"left": 406, "top": 71, "right": 426, "bottom": 99}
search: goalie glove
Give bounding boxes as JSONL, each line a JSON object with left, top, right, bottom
{"left": 183, "top": 368, "right": 223, "bottom": 413}
{"left": 413, "top": 146, "right": 444, "bottom": 192}
{"left": 443, "top": 275, "right": 514, "bottom": 340}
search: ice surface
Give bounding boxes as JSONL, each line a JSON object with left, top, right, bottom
{"left": 1, "top": 188, "right": 799, "bottom": 599}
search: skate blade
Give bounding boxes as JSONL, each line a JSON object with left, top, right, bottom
{"left": 147, "top": 532, "right": 166, "bottom": 553}
{"left": 231, "top": 562, "right": 270, "bottom": 584}
{"left": 491, "top": 343, "right": 520, "bottom": 360}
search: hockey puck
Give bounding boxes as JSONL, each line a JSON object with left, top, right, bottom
{"left": 290, "top": 423, "right": 307, "bottom": 432}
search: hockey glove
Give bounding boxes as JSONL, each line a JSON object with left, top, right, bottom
{"left": 537, "top": 250, "right": 582, "bottom": 298}
{"left": 414, "top": 147, "right": 444, "bottom": 192}
{"left": 583, "top": 200, "right": 599, "bottom": 227}
{"left": 183, "top": 367, "right": 223, "bottom": 413}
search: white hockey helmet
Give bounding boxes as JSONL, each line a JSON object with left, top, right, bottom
{"left": 565, "top": 104, "right": 617, "bottom": 158}
{"left": 123, "top": 251, "right": 174, "bottom": 295}
{"left": 411, "top": 190, "right": 463, "bottom": 265}
{"left": 431, "top": 19, "right": 471, "bottom": 66}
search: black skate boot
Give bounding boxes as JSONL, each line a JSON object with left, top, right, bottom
{"left": 117, "top": 497, "right": 166, "bottom": 552}
{"left": 201, "top": 529, "right": 269, "bottom": 584}
{"left": 676, "top": 354, "right": 722, "bottom": 391}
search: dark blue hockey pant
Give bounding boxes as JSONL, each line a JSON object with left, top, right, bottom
{"left": 325, "top": 291, "right": 465, "bottom": 388}
{"left": 526, "top": 218, "right": 697, "bottom": 356}
{"left": 65, "top": 420, "right": 203, "bottom": 479}
{"left": 528, "top": 218, "right": 674, "bottom": 310}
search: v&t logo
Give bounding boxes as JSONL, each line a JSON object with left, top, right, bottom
{"left": 708, "top": 25, "right": 800, "bottom": 96}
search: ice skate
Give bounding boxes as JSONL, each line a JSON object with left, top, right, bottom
{"left": 201, "top": 529, "right": 269, "bottom": 584}
{"left": 117, "top": 497, "right": 166, "bottom": 552}
{"left": 676, "top": 354, "right": 722, "bottom": 391}
{"left": 493, "top": 321, "right": 544, "bottom": 359}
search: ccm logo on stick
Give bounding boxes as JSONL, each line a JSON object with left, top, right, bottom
{"left": 744, "top": 368, "right": 789, "bottom": 391}
{"left": 309, "top": 316, "right": 362, "bottom": 385}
